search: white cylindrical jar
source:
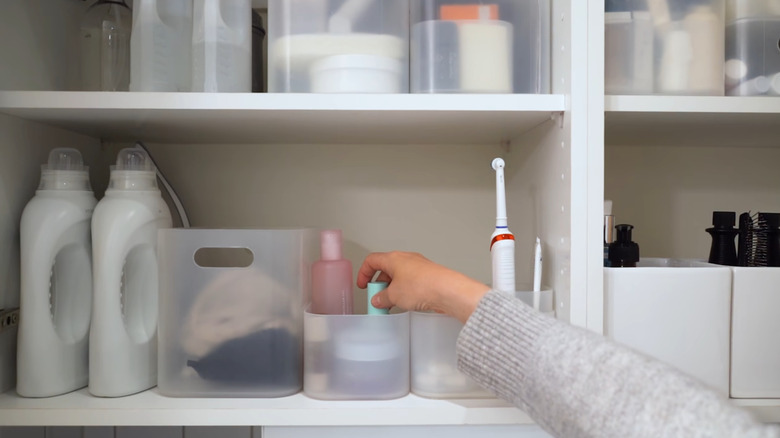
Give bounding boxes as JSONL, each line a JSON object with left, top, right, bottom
{"left": 17, "top": 148, "right": 97, "bottom": 398}
{"left": 89, "top": 148, "right": 172, "bottom": 397}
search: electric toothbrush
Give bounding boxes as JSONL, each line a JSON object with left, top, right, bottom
{"left": 490, "top": 158, "right": 515, "bottom": 294}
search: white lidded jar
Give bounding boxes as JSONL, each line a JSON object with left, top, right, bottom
{"left": 17, "top": 148, "right": 97, "bottom": 398}
{"left": 130, "top": 0, "right": 193, "bottom": 91}
{"left": 89, "top": 148, "right": 172, "bottom": 397}
{"left": 192, "top": 0, "right": 252, "bottom": 92}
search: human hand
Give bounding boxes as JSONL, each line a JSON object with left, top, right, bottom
{"left": 356, "top": 251, "right": 490, "bottom": 324}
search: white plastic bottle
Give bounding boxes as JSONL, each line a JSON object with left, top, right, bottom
{"left": 89, "top": 148, "right": 172, "bottom": 397}
{"left": 130, "top": 0, "right": 193, "bottom": 91}
{"left": 192, "top": 0, "right": 252, "bottom": 92}
{"left": 17, "top": 148, "right": 97, "bottom": 397}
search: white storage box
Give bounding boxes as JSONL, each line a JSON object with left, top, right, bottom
{"left": 304, "top": 310, "right": 410, "bottom": 400}
{"left": 410, "top": 311, "right": 491, "bottom": 399}
{"left": 267, "top": 0, "right": 409, "bottom": 93}
{"left": 730, "top": 267, "right": 780, "bottom": 398}
{"left": 605, "top": 0, "right": 725, "bottom": 95}
{"left": 604, "top": 258, "right": 731, "bottom": 395}
{"left": 157, "top": 228, "right": 316, "bottom": 397}
{"left": 410, "top": 0, "right": 550, "bottom": 94}
{"left": 725, "top": 1, "right": 780, "bottom": 96}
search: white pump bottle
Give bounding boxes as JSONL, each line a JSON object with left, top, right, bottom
{"left": 17, "top": 148, "right": 97, "bottom": 397}
{"left": 89, "top": 148, "right": 172, "bottom": 397}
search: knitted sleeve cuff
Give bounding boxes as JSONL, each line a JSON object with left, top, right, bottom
{"left": 456, "top": 289, "right": 556, "bottom": 407}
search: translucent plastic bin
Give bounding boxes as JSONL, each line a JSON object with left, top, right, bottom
{"left": 410, "top": 0, "right": 550, "bottom": 94}
{"left": 725, "top": 1, "right": 780, "bottom": 96}
{"left": 304, "top": 311, "right": 409, "bottom": 400}
{"left": 730, "top": 267, "right": 780, "bottom": 398}
{"left": 267, "top": 0, "right": 409, "bottom": 93}
{"left": 157, "top": 228, "right": 316, "bottom": 397}
{"left": 605, "top": 0, "right": 725, "bottom": 95}
{"left": 604, "top": 258, "right": 731, "bottom": 395}
{"left": 514, "top": 284, "right": 554, "bottom": 317}
{"left": 410, "top": 312, "right": 491, "bottom": 399}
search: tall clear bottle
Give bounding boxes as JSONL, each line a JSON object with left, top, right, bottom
{"left": 311, "top": 229, "right": 353, "bottom": 315}
{"left": 80, "top": 0, "right": 132, "bottom": 91}
{"left": 89, "top": 148, "right": 172, "bottom": 397}
{"left": 192, "top": 0, "right": 252, "bottom": 92}
{"left": 17, "top": 148, "right": 97, "bottom": 397}
{"left": 130, "top": 0, "right": 193, "bottom": 91}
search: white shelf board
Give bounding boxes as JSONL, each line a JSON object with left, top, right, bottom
{"left": 0, "top": 92, "right": 564, "bottom": 145}
{"left": 0, "top": 388, "right": 531, "bottom": 427}
{"left": 605, "top": 95, "right": 780, "bottom": 147}
{"left": 732, "top": 399, "right": 780, "bottom": 423}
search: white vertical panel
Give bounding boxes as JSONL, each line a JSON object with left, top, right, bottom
{"left": 115, "top": 427, "right": 182, "bottom": 438}
{"left": 265, "top": 425, "right": 552, "bottom": 438}
{"left": 44, "top": 427, "right": 83, "bottom": 438}
{"left": 0, "top": 114, "right": 101, "bottom": 392}
{"left": 83, "top": 427, "right": 113, "bottom": 438}
{"left": 184, "top": 428, "right": 251, "bottom": 438}
{"left": 0, "top": 427, "right": 45, "bottom": 438}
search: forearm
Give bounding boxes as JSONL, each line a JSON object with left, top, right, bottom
{"left": 456, "top": 290, "right": 779, "bottom": 438}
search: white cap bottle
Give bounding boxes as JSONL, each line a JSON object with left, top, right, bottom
{"left": 17, "top": 148, "right": 97, "bottom": 397}
{"left": 89, "top": 148, "right": 172, "bottom": 397}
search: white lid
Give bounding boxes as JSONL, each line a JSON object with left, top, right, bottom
{"left": 310, "top": 54, "right": 402, "bottom": 74}
{"left": 320, "top": 229, "right": 343, "bottom": 261}
{"left": 108, "top": 148, "right": 159, "bottom": 191}
{"left": 38, "top": 148, "right": 92, "bottom": 191}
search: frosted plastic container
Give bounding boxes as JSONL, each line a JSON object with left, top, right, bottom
{"left": 725, "top": 1, "right": 780, "bottom": 96}
{"left": 192, "top": 0, "right": 252, "bottom": 92}
{"left": 130, "top": 0, "right": 193, "bottom": 92}
{"left": 730, "top": 267, "right": 780, "bottom": 398}
{"left": 410, "top": 0, "right": 550, "bottom": 94}
{"left": 514, "top": 283, "right": 554, "bottom": 317}
{"left": 157, "top": 228, "right": 316, "bottom": 397}
{"left": 605, "top": 0, "right": 725, "bottom": 95}
{"left": 604, "top": 258, "right": 731, "bottom": 395}
{"left": 410, "top": 312, "right": 491, "bottom": 399}
{"left": 267, "top": 0, "right": 409, "bottom": 93}
{"left": 304, "top": 311, "right": 409, "bottom": 400}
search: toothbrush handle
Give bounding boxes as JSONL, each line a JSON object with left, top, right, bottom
{"left": 491, "top": 238, "right": 515, "bottom": 293}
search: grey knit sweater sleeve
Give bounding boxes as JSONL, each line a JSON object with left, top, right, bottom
{"left": 456, "top": 290, "right": 780, "bottom": 438}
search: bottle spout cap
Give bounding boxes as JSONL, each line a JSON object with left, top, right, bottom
{"left": 108, "top": 148, "right": 159, "bottom": 190}
{"left": 320, "top": 229, "right": 343, "bottom": 261}
{"left": 38, "top": 148, "right": 92, "bottom": 191}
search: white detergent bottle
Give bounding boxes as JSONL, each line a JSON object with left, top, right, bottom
{"left": 17, "top": 148, "right": 97, "bottom": 398}
{"left": 89, "top": 148, "right": 172, "bottom": 397}
{"left": 192, "top": 0, "right": 252, "bottom": 92}
{"left": 130, "top": 0, "right": 193, "bottom": 91}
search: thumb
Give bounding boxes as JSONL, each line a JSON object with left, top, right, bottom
{"left": 370, "top": 289, "right": 392, "bottom": 309}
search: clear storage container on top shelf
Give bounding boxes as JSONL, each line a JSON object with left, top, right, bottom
{"left": 267, "top": 0, "right": 409, "bottom": 93}
{"left": 725, "top": 0, "right": 780, "bottom": 96}
{"left": 410, "top": 0, "right": 550, "bottom": 94}
{"left": 605, "top": 0, "right": 725, "bottom": 96}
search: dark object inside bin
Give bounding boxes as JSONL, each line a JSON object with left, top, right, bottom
{"left": 706, "top": 211, "right": 739, "bottom": 266}
{"left": 187, "top": 328, "right": 300, "bottom": 385}
{"left": 609, "top": 224, "right": 640, "bottom": 268}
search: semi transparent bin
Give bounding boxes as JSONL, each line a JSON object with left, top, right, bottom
{"left": 514, "top": 283, "right": 554, "bottom": 317}
{"left": 157, "top": 228, "right": 316, "bottom": 397}
{"left": 604, "top": 258, "right": 731, "bottom": 395}
{"left": 605, "top": 0, "right": 725, "bottom": 95}
{"left": 725, "top": 1, "right": 780, "bottom": 96}
{"left": 410, "top": 312, "right": 491, "bottom": 399}
{"left": 731, "top": 267, "right": 780, "bottom": 398}
{"left": 268, "top": 0, "right": 409, "bottom": 93}
{"left": 304, "top": 311, "right": 409, "bottom": 400}
{"left": 410, "top": 0, "right": 550, "bottom": 94}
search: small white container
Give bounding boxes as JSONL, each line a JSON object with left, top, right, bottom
{"left": 410, "top": 312, "right": 491, "bottom": 399}
{"left": 304, "top": 311, "right": 409, "bottom": 400}
{"left": 604, "top": 258, "right": 731, "bottom": 395}
{"left": 268, "top": 0, "right": 409, "bottom": 93}
{"left": 514, "top": 283, "right": 554, "bottom": 317}
{"left": 730, "top": 267, "right": 780, "bottom": 398}
{"left": 310, "top": 54, "right": 401, "bottom": 93}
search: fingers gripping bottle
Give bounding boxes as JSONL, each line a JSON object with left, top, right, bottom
{"left": 17, "top": 148, "right": 97, "bottom": 397}
{"left": 89, "top": 148, "right": 172, "bottom": 397}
